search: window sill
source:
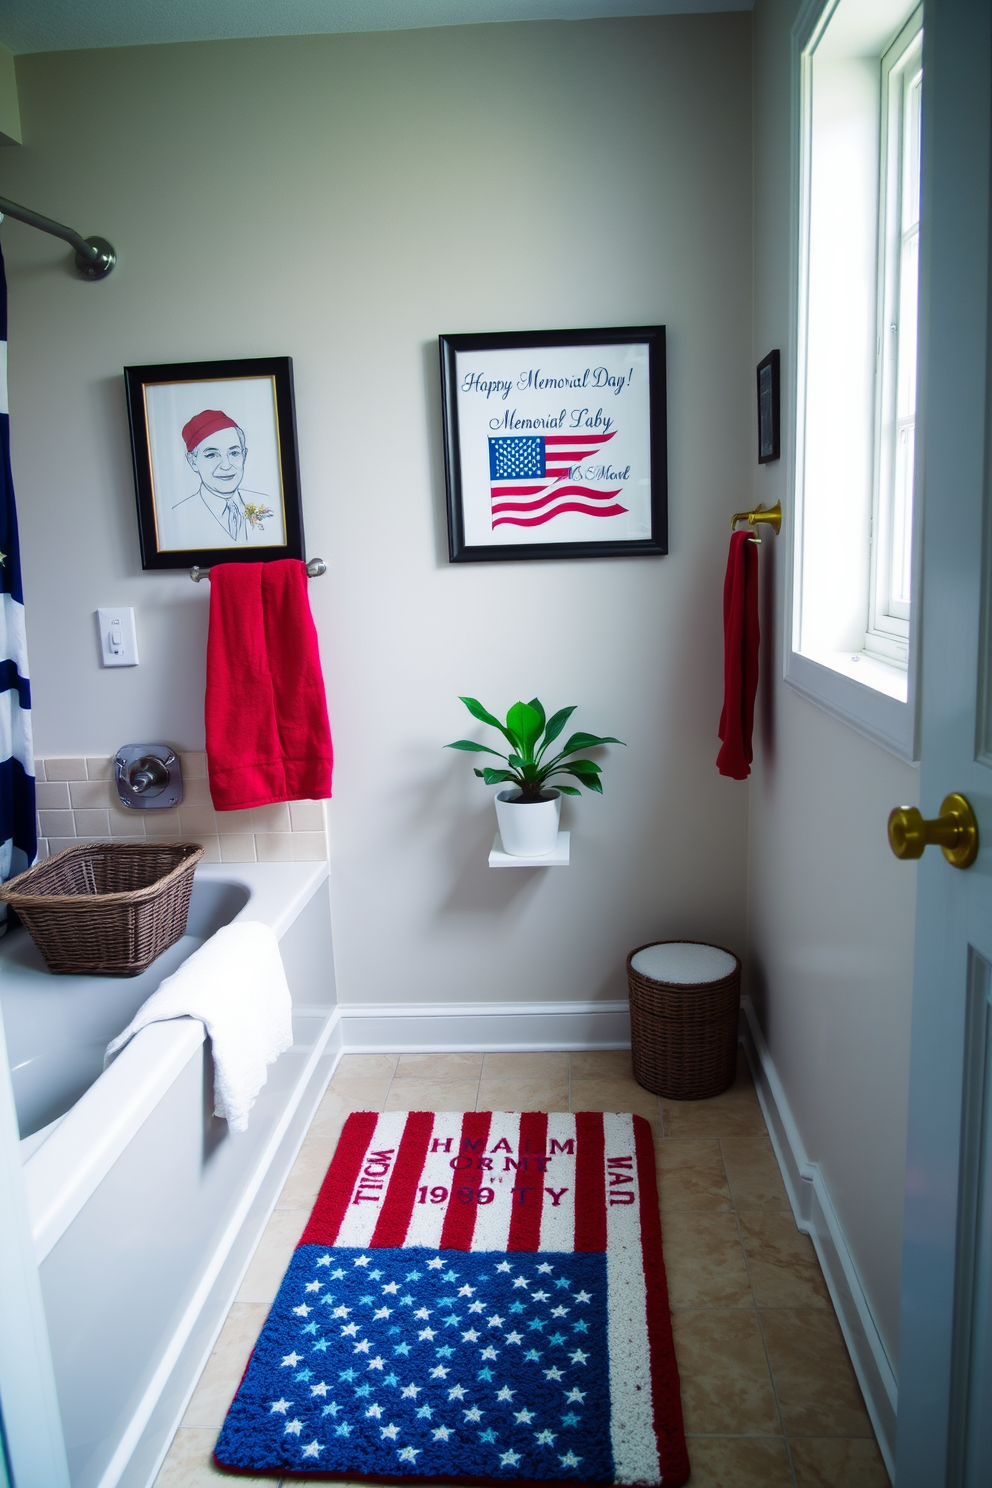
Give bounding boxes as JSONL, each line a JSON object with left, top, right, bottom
{"left": 785, "top": 648, "right": 918, "bottom": 760}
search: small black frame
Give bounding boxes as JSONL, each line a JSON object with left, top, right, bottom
{"left": 440, "top": 325, "right": 667, "bottom": 563}
{"left": 124, "top": 356, "right": 305, "bottom": 571}
{"left": 756, "top": 349, "right": 781, "bottom": 464}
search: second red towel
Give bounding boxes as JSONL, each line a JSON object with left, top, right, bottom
{"left": 716, "top": 529, "right": 760, "bottom": 780}
{"left": 206, "top": 560, "right": 333, "bottom": 811}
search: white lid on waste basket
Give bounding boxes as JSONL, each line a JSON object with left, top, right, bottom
{"left": 630, "top": 942, "right": 737, "bottom": 986}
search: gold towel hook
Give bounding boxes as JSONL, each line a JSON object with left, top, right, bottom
{"left": 730, "top": 501, "right": 782, "bottom": 542}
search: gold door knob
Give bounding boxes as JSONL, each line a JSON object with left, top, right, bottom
{"left": 887, "top": 792, "right": 979, "bottom": 869}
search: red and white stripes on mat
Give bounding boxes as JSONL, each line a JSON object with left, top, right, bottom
{"left": 301, "top": 1110, "right": 645, "bottom": 1254}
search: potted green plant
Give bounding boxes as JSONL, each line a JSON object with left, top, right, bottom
{"left": 445, "top": 697, "right": 624, "bottom": 857}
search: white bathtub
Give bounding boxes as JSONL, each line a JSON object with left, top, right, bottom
{"left": 0, "top": 861, "right": 341, "bottom": 1488}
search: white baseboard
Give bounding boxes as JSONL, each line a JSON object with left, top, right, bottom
{"left": 740, "top": 997, "right": 897, "bottom": 1482}
{"left": 336, "top": 1000, "right": 631, "bottom": 1053}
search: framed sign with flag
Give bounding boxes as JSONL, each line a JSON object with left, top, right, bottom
{"left": 124, "top": 356, "right": 305, "bottom": 570}
{"left": 440, "top": 327, "right": 667, "bottom": 563}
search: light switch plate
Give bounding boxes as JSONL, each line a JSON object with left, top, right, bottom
{"left": 96, "top": 607, "right": 139, "bottom": 667}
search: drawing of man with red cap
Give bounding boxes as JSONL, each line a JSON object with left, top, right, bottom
{"left": 172, "top": 409, "right": 276, "bottom": 545}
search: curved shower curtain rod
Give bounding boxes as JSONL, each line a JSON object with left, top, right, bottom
{"left": 0, "top": 194, "right": 116, "bottom": 279}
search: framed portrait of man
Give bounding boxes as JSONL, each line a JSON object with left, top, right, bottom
{"left": 124, "top": 356, "right": 305, "bottom": 570}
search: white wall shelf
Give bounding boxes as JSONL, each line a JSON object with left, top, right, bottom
{"left": 488, "top": 831, "right": 570, "bottom": 867}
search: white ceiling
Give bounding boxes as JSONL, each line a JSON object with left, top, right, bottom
{"left": 0, "top": 0, "right": 750, "bottom": 55}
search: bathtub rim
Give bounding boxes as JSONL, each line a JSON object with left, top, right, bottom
{"left": 19, "top": 860, "right": 328, "bottom": 1263}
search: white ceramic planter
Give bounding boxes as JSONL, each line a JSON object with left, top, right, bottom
{"left": 494, "top": 789, "right": 562, "bottom": 857}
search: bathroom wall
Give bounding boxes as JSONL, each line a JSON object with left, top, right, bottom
{"left": 0, "top": 15, "right": 753, "bottom": 1009}
{"left": 747, "top": 0, "right": 919, "bottom": 1370}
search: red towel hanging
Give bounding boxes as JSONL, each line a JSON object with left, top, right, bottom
{"left": 206, "top": 559, "right": 333, "bottom": 810}
{"left": 716, "top": 530, "right": 760, "bottom": 780}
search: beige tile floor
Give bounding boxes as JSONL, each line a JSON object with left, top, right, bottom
{"left": 154, "top": 1051, "right": 890, "bottom": 1488}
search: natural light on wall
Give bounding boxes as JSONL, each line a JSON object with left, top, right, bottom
{"left": 788, "top": 0, "right": 923, "bottom": 759}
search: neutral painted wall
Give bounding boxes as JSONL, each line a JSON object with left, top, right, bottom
{"left": 0, "top": 15, "right": 752, "bottom": 1010}
{"left": 748, "top": 0, "right": 919, "bottom": 1368}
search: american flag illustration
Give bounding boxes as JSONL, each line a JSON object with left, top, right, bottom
{"left": 488, "top": 435, "right": 628, "bottom": 530}
{"left": 214, "top": 1111, "right": 689, "bottom": 1486}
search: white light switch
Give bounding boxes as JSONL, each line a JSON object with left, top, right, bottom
{"left": 96, "top": 607, "right": 139, "bottom": 667}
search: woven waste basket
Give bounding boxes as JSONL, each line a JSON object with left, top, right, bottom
{"left": 0, "top": 841, "right": 204, "bottom": 976}
{"left": 626, "top": 940, "right": 741, "bottom": 1100}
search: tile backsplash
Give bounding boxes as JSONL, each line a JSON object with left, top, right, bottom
{"left": 34, "top": 755, "right": 328, "bottom": 864}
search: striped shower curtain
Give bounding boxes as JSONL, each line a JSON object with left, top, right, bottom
{"left": 0, "top": 237, "right": 36, "bottom": 928}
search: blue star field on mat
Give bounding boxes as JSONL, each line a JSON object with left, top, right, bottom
{"left": 215, "top": 1246, "right": 611, "bottom": 1479}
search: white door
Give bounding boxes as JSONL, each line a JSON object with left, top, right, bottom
{"left": 895, "top": 2, "right": 992, "bottom": 1484}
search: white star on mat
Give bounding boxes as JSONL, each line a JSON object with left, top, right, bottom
{"left": 293, "top": 1304, "right": 311, "bottom": 1317}
{"left": 330, "top": 1267, "right": 345, "bottom": 1279}
{"left": 432, "top": 1425, "right": 452, "bottom": 1441}
{"left": 514, "top": 1408, "right": 535, "bottom": 1424}
{"left": 401, "top": 1384, "right": 422, "bottom": 1398}
{"left": 269, "top": 1399, "right": 292, "bottom": 1413}
{"left": 398, "top": 1446, "right": 421, "bottom": 1462}
{"left": 368, "top": 1356, "right": 385, "bottom": 1370}
{"left": 382, "top": 1281, "right": 400, "bottom": 1294}
{"left": 316, "top": 1254, "right": 331, "bottom": 1267}
{"left": 496, "top": 1386, "right": 515, "bottom": 1401}
{"left": 536, "top": 1262, "right": 553, "bottom": 1274}
{"left": 565, "top": 1389, "right": 586, "bottom": 1403}
{"left": 373, "top": 1307, "right": 392, "bottom": 1320}
{"left": 496, "top": 1260, "right": 512, "bottom": 1272}
{"left": 480, "top": 1346, "right": 499, "bottom": 1361}
{"left": 284, "top": 1420, "right": 302, "bottom": 1436}
{"left": 513, "top": 1276, "right": 529, "bottom": 1288}
{"left": 560, "top": 1451, "right": 583, "bottom": 1467}
{"left": 340, "top": 1323, "right": 359, "bottom": 1336}
{"left": 457, "top": 1284, "right": 476, "bottom": 1296}
{"left": 500, "top": 1449, "right": 522, "bottom": 1466}
{"left": 569, "top": 1350, "right": 589, "bottom": 1365}
{"left": 427, "top": 1258, "right": 444, "bottom": 1269}
{"left": 416, "top": 1405, "right": 434, "bottom": 1419}
{"left": 573, "top": 1290, "right": 591, "bottom": 1303}
{"left": 381, "top": 1423, "right": 401, "bottom": 1440}
{"left": 461, "top": 1329, "right": 480, "bottom": 1343}
{"left": 505, "top": 1331, "right": 523, "bottom": 1345}
{"left": 354, "top": 1255, "right": 370, "bottom": 1267}
{"left": 544, "top": 1367, "right": 564, "bottom": 1381}
{"left": 488, "top": 1314, "right": 504, "bottom": 1327}
{"left": 332, "top": 1305, "right": 351, "bottom": 1318}
{"left": 334, "top": 1421, "right": 353, "bottom": 1436}
{"left": 366, "top": 1404, "right": 383, "bottom": 1419}
{"left": 310, "top": 1383, "right": 328, "bottom": 1397}
{"left": 535, "top": 1430, "right": 557, "bottom": 1445}
{"left": 301, "top": 1441, "right": 324, "bottom": 1458}
{"left": 418, "top": 1327, "right": 437, "bottom": 1341}
{"left": 447, "top": 1384, "right": 467, "bottom": 1400}
{"left": 305, "top": 1281, "right": 322, "bottom": 1292}
{"left": 281, "top": 1353, "right": 301, "bottom": 1367}
{"left": 467, "top": 1300, "right": 485, "bottom": 1314}
{"left": 463, "top": 1406, "right": 483, "bottom": 1422}
{"left": 429, "top": 1366, "right": 450, "bottom": 1379}
{"left": 354, "top": 1339, "right": 371, "bottom": 1353}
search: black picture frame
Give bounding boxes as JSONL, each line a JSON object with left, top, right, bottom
{"left": 439, "top": 326, "right": 667, "bottom": 563}
{"left": 756, "top": 349, "right": 781, "bottom": 464}
{"left": 124, "top": 356, "right": 305, "bottom": 571}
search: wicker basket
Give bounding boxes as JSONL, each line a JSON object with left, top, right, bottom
{"left": 626, "top": 940, "right": 741, "bottom": 1100}
{"left": 0, "top": 842, "right": 205, "bottom": 976}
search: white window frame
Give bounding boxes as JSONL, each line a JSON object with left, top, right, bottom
{"left": 786, "top": 0, "right": 924, "bottom": 761}
{"left": 866, "top": 11, "right": 923, "bottom": 664}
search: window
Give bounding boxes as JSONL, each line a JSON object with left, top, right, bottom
{"left": 867, "top": 14, "right": 923, "bottom": 663}
{"left": 788, "top": 0, "right": 924, "bottom": 760}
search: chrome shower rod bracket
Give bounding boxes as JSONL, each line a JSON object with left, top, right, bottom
{"left": 0, "top": 195, "right": 116, "bottom": 279}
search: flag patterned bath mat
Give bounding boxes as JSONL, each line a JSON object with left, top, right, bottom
{"left": 214, "top": 1110, "right": 689, "bottom": 1486}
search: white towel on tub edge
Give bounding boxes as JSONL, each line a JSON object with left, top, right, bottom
{"left": 104, "top": 920, "right": 293, "bottom": 1133}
